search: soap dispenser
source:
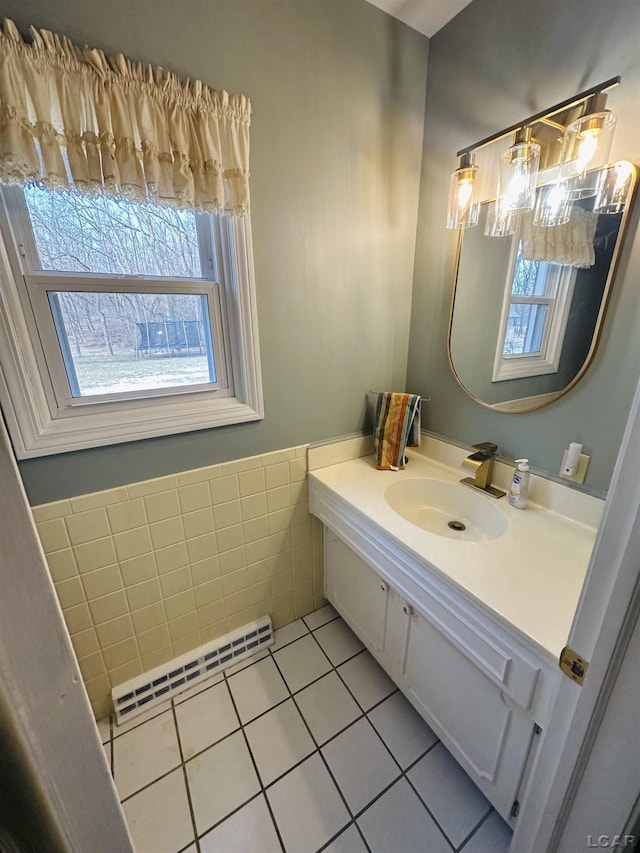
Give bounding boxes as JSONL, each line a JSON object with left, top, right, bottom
{"left": 508, "top": 459, "right": 530, "bottom": 509}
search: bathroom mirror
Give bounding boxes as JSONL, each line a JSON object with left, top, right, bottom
{"left": 448, "top": 161, "right": 636, "bottom": 413}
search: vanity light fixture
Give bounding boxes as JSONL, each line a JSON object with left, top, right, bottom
{"left": 447, "top": 77, "right": 622, "bottom": 232}
{"left": 560, "top": 91, "right": 617, "bottom": 200}
{"left": 499, "top": 127, "right": 541, "bottom": 212}
{"left": 447, "top": 152, "right": 480, "bottom": 229}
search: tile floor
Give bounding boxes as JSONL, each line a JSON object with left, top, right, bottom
{"left": 98, "top": 605, "right": 513, "bottom": 853}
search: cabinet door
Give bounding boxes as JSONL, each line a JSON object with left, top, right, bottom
{"left": 324, "top": 530, "right": 389, "bottom": 653}
{"left": 398, "top": 600, "right": 535, "bottom": 823}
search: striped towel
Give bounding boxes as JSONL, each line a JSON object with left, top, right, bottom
{"left": 373, "top": 392, "right": 421, "bottom": 470}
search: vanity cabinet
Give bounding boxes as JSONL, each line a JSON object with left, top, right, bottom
{"left": 324, "top": 529, "right": 546, "bottom": 826}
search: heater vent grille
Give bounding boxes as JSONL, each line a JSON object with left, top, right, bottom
{"left": 111, "top": 616, "right": 273, "bottom": 724}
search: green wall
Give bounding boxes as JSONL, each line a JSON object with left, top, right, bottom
{"left": 0, "top": 0, "right": 429, "bottom": 504}
{"left": 407, "top": 0, "right": 640, "bottom": 493}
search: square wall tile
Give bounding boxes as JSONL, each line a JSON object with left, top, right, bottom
{"left": 62, "top": 603, "right": 93, "bottom": 635}
{"left": 102, "top": 637, "right": 139, "bottom": 671}
{"left": 45, "top": 548, "right": 78, "bottom": 582}
{"left": 71, "top": 627, "right": 100, "bottom": 659}
{"left": 159, "top": 566, "right": 192, "bottom": 598}
{"left": 264, "top": 462, "right": 289, "bottom": 490}
{"left": 54, "top": 577, "right": 86, "bottom": 609}
{"left": 168, "top": 611, "right": 198, "bottom": 641}
{"left": 164, "top": 589, "right": 195, "bottom": 621}
{"left": 213, "top": 500, "right": 242, "bottom": 530}
{"left": 149, "top": 517, "right": 185, "bottom": 550}
{"left": 126, "top": 579, "right": 162, "bottom": 612}
{"left": 178, "top": 481, "right": 211, "bottom": 513}
{"left": 65, "top": 508, "right": 110, "bottom": 546}
{"left": 183, "top": 508, "right": 214, "bottom": 539}
{"left": 74, "top": 537, "right": 118, "bottom": 573}
{"left": 107, "top": 499, "right": 147, "bottom": 533}
{"left": 211, "top": 475, "right": 239, "bottom": 504}
{"left": 155, "top": 542, "right": 189, "bottom": 575}
{"left": 37, "top": 518, "right": 70, "bottom": 553}
{"left": 88, "top": 590, "right": 129, "bottom": 625}
{"left": 137, "top": 624, "right": 171, "bottom": 656}
{"left": 95, "top": 615, "right": 134, "bottom": 648}
{"left": 144, "top": 490, "right": 181, "bottom": 523}
{"left": 113, "top": 528, "right": 152, "bottom": 562}
{"left": 190, "top": 556, "right": 220, "bottom": 586}
{"left": 119, "top": 553, "right": 157, "bottom": 587}
{"left": 81, "top": 564, "right": 123, "bottom": 601}
{"left": 131, "top": 602, "right": 167, "bottom": 634}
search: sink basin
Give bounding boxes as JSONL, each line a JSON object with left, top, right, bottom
{"left": 385, "top": 478, "right": 508, "bottom": 541}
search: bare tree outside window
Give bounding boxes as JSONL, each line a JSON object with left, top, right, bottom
{"left": 24, "top": 186, "right": 217, "bottom": 396}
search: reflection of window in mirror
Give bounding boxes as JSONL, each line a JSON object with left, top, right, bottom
{"left": 492, "top": 237, "right": 576, "bottom": 382}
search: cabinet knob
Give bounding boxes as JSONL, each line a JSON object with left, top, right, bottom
{"left": 379, "top": 582, "right": 387, "bottom": 592}
{"left": 402, "top": 603, "right": 414, "bottom": 616}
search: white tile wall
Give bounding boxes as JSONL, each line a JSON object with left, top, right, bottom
{"left": 32, "top": 445, "right": 324, "bottom": 718}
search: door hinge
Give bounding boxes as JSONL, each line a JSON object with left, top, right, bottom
{"left": 511, "top": 800, "right": 520, "bottom": 818}
{"left": 559, "top": 646, "right": 589, "bottom": 685}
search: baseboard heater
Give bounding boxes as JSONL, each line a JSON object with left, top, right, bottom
{"left": 111, "top": 616, "right": 273, "bottom": 725}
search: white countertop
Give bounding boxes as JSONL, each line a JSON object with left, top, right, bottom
{"left": 309, "top": 449, "right": 600, "bottom": 660}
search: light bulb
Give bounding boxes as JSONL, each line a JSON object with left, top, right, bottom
{"left": 447, "top": 153, "right": 480, "bottom": 229}
{"left": 575, "top": 129, "right": 601, "bottom": 175}
{"left": 533, "top": 180, "right": 572, "bottom": 227}
{"left": 498, "top": 129, "right": 540, "bottom": 213}
{"left": 560, "top": 92, "right": 617, "bottom": 200}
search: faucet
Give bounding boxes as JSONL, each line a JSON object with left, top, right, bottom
{"left": 460, "top": 442, "right": 506, "bottom": 498}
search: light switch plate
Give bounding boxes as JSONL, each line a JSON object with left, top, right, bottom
{"left": 559, "top": 450, "right": 590, "bottom": 484}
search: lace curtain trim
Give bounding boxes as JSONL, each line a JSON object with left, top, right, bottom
{"left": 520, "top": 207, "right": 598, "bottom": 269}
{"left": 0, "top": 18, "right": 251, "bottom": 212}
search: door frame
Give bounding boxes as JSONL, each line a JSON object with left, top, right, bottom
{"left": 512, "top": 375, "right": 640, "bottom": 852}
{"left": 0, "top": 417, "right": 133, "bottom": 852}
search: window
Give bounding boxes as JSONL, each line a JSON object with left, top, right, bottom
{"left": 0, "top": 186, "right": 263, "bottom": 457}
{"left": 492, "top": 239, "right": 576, "bottom": 383}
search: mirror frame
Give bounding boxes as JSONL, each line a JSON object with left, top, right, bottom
{"left": 447, "top": 161, "right": 638, "bottom": 413}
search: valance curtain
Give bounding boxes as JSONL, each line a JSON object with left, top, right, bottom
{"left": 520, "top": 207, "right": 597, "bottom": 269}
{"left": 0, "top": 19, "right": 251, "bottom": 212}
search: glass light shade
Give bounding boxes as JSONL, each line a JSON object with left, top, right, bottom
{"left": 560, "top": 109, "right": 617, "bottom": 199}
{"left": 499, "top": 136, "right": 541, "bottom": 212}
{"left": 447, "top": 156, "right": 480, "bottom": 229}
{"left": 533, "top": 180, "right": 573, "bottom": 227}
{"left": 594, "top": 161, "right": 634, "bottom": 214}
{"left": 484, "top": 198, "right": 517, "bottom": 237}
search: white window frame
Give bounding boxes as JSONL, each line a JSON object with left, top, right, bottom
{"left": 492, "top": 235, "right": 576, "bottom": 383}
{"left": 0, "top": 186, "right": 263, "bottom": 458}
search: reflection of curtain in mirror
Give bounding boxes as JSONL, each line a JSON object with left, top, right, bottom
{"left": 520, "top": 207, "right": 598, "bottom": 268}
